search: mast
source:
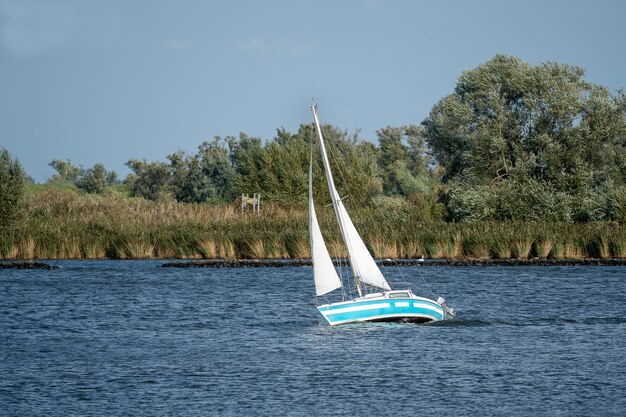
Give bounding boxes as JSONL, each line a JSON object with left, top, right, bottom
{"left": 309, "top": 155, "right": 343, "bottom": 297}
{"left": 311, "top": 104, "right": 361, "bottom": 295}
{"left": 311, "top": 104, "right": 390, "bottom": 295}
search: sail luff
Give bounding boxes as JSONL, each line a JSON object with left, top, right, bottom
{"left": 311, "top": 105, "right": 390, "bottom": 291}
{"left": 309, "top": 157, "right": 342, "bottom": 296}
{"left": 311, "top": 106, "right": 358, "bottom": 279}
{"left": 311, "top": 106, "right": 343, "bottom": 210}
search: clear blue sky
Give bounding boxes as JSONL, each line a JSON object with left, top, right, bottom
{"left": 1, "top": 0, "right": 625, "bottom": 182}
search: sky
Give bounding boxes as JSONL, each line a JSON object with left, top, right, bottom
{"left": 1, "top": 0, "right": 625, "bottom": 182}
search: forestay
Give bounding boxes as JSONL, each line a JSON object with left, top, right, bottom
{"left": 309, "top": 158, "right": 342, "bottom": 296}
{"left": 311, "top": 106, "right": 391, "bottom": 292}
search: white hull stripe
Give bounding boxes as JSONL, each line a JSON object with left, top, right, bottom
{"left": 322, "top": 302, "right": 391, "bottom": 315}
{"left": 412, "top": 303, "right": 443, "bottom": 314}
{"left": 321, "top": 301, "right": 443, "bottom": 317}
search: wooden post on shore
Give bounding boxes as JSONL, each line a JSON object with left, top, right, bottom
{"left": 241, "top": 193, "right": 261, "bottom": 214}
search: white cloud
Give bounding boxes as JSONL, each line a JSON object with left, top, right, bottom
{"left": 0, "top": 0, "right": 74, "bottom": 56}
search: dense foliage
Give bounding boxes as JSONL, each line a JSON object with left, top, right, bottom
{"left": 2, "top": 55, "right": 626, "bottom": 260}
{"left": 3, "top": 187, "right": 626, "bottom": 260}
{"left": 423, "top": 54, "right": 626, "bottom": 221}
{"left": 117, "top": 56, "right": 624, "bottom": 222}
{"left": 122, "top": 124, "right": 430, "bottom": 208}
{"left": 49, "top": 159, "right": 118, "bottom": 194}
{"left": 0, "top": 148, "right": 26, "bottom": 229}
{"left": 5, "top": 55, "right": 624, "bottom": 225}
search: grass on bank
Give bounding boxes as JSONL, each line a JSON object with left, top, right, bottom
{"left": 2, "top": 187, "right": 626, "bottom": 260}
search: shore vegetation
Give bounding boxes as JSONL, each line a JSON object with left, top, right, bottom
{"left": 2, "top": 55, "right": 625, "bottom": 260}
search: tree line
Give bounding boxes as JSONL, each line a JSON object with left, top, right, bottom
{"left": 2, "top": 54, "right": 626, "bottom": 226}
{"left": 47, "top": 124, "right": 434, "bottom": 208}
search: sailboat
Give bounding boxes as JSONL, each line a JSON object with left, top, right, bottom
{"left": 309, "top": 104, "right": 454, "bottom": 326}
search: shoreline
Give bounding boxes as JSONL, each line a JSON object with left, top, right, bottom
{"left": 0, "top": 261, "right": 61, "bottom": 269}
{"left": 4, "top": 258, "right": 626, "bottom": 270}
{"left": 161, "top": 258, "right": 626, "bottom": 267}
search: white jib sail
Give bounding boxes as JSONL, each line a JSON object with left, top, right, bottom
{"left": 334, "top": 200, "right": 391, "bottom": 291}
{"left": 309, "top": 158, "right": 342, "bottom": 296}
{"left": 311, "top": 105, "right": 391, "bottom": 291}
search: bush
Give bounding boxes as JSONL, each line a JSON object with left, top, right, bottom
{"left": 75, "top": 163, "right": 118, "bottom": 194}
{"left": 0, "top": 148, "right": 26, "bottom": 229}
{"left": 574, "top": 185, "right": 626, "bottom": 222}
{"left": 447, "top": 178, "right": 572, "bottom": 222}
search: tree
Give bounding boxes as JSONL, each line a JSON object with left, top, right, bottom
{"left": 377, "top": 126, "right": 410, "bottom": 195}
{"left": 167, "top": 137, "right": 239, "bottom": 203}
{"left": 423, "top": 54, "right": 626, "bottom": 221}
{"left": 124, "top": 159, "right": 173, "bottom": 201}
{"left": 75, "top": 163, "right": 118, "bottom": 194}
{"left": 424, "top": 54, "right": 626, "bottom": 190}
{"left": 125, "top": 138, "right": 240, "bottom": 203}
{"left": 256, "top": 127, "right": 311, "bottom": 205}
{"left": 0, "top": 148, "right": 26, "bottom": 229}
{"left": 195, "top": 137, "right": 238, "bottom": 202}
{"left": 309, "top": 124, "right": 382, "bottom": 206}
{"left": 377, "top": 125, "right": 435, "bottom": 196}
{"left": 48, "top": 159, "right": 83, "bottom": 183}
{"left": 234, "top": 132, "right": 264, "bottom": 195}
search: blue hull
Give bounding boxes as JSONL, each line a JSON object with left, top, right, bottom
{"left": 317, "top": 293, "right": 445, "bottom": 326}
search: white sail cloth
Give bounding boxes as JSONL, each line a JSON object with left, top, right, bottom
{"left": 311, "top": 106, "right": 391, "bottom": 291}
{"left": 309, "top": 159, "right": 342, "bottom": 296}
{"left": 333, "top": 199, "right": 391, "bottom": 291}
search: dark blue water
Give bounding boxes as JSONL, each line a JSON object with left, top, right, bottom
{"left": 1, "top": 261, "right": 625, "bottom": 416}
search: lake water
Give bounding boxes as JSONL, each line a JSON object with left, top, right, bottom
{"left": 1, "top": 261, "right": 625, "bottom": 416}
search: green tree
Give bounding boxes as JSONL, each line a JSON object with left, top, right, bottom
{"left": 423, "top": 54, "right": 626, "bottom": 220}
{"left": 231, "top": 124, "right": 382, "bottom": 206}
{"left": 48, "top": 159, "right": 83, "bottom": 183}
{"left": 377, "top": 125, "right": 434, "bottom": 196}
{"left": 124, "top": 159, "right": 173, "bottom": 201}
{"left": 195, "top": 137, "right": 238, "bottom": 202}
{"left": 377, "top": 126, "right": 410, "bottom": 195}
{"left": 128, "top": 137, "right": 239, "bottom": 204}
{"left": 0, "top": 148, "right": 26, "bottom": 229}
{"left": 75, "top": 163, "right": 118, "bottom": 194}
{"left": 168, "top": 138, "right": 238, "bottom": 204}
{"left": 234, "top": 132, "right": 264, "bottom": 195}
{"left": 167, "top": 150, "right": 195, "bottom": 202}
{"left": 257, "top": 127, "right": 310, "bottom": 205}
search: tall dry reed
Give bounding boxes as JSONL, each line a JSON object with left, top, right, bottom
{"left": 2, "top": 188, "right": 626, "bottom": 260}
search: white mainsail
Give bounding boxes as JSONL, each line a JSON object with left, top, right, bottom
{"left": 311, "top": 105, "right": 391, "bottom": 291}
{"left": 309, "top": 158, "right": 343, "bottom": 296}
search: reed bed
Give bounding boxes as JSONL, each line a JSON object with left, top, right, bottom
{"left": 2, "top": 188, "right": 626, "bottom": 260}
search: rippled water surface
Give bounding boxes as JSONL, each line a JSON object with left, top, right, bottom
{"left": 1, "top": 261, "right": 625, "bottom": 416}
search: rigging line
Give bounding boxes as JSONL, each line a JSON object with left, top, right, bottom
{"left": 318, "top": 127, "right": 349, "bottom": 299}
{"left": 319, "top": 117, "right": 390, "bottom": 292}
{"left": 320, "top": 122, "right": 383, "bottom": 210}
{"left": 384, "top": 258, "right": 413, "bottom": 292}
{"left": 319, "top": 123, "right": 354, "bottom": 206}
{"left": 314, "top": 106, "right": 439, "bottom": 299}
{"left": 411, "top": 260, "right": 437, "bottom": 299}
{"left": 319, "top": 122, "right": 363, "bottom": 293}
{"left": 339, "top": 257, "right": 346, "bottom": 301}
{"left": 316, "top": 114, "right": 361, "bottom": 296}
{"left": 310, "top": 115, "right": 349, "bottom": 299}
